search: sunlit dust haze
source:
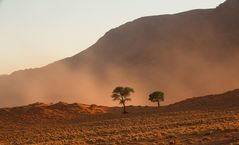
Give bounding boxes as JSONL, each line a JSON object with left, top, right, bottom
{"left": 0, "top": 0, "right": 239, "bottom": 107}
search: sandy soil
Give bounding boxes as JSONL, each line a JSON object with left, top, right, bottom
{"left": 0, "top": 104, "right": 238, "bottom": 145}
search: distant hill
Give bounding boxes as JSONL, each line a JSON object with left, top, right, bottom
{"left": 0, "top": 88, "right": 238, "bottom": 123}
{"left": 0, "top": 0, "right": 239, "bottom": 107}
{"left": 167, "top": 89, "right": 239, "bottom": 111}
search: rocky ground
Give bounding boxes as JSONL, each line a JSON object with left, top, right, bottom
{"left": 0, "top": 102, "right": 238, "bottom": 145}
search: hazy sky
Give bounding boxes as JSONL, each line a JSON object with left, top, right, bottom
{"left": 0, "top": 0, "right": 225, "bottom": 75}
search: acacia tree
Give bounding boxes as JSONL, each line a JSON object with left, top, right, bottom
{"left": 149, "top": 91, "right": 165, "bottom": 108}
{"left": 111, "top": 86, "right": 134, "bottom": 114}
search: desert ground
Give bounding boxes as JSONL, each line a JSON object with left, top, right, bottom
{"left": 0, "top": 102, "right": 238, "bottom": 145}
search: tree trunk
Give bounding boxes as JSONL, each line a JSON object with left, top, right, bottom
{"left": 157, "top": 101, "right": 160, "bottom": 108}
{"left": 122, "top": 103, "right": 127, "bottom": 114}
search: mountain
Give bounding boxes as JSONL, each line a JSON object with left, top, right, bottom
{"left": 0, "top": 0, "right": 239, "bottom": 107}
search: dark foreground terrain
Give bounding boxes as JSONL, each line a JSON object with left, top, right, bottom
{"left": 0, "top": 89, "right": 239, "bottom": 145}
{"left": 1, "top": 0, "right": 239, "bottom": 107}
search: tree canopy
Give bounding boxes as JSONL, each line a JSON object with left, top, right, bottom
{"left": 111, "top": 86, "right": 134, "bottom": 113}
{"left": 149, "top": 91, "right": 165, "bottom": 107}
